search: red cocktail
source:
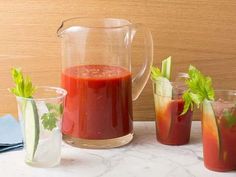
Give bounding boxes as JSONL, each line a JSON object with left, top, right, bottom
{"left": 156, "top": 99, "right": 193, "bottom": 145}
{"left": 61, "top": 65, "right": 133, "bottom": 141}
{"left": 153, "top": 80, "right": 193, "bottom": 145}
{"left": 202, "top": 98, "right": 236, "bottom": 171}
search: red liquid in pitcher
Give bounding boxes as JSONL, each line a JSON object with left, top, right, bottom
{"left": 61, "top": 65, "right": 133, "bottom": 140}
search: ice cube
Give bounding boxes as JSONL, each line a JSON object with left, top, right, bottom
{"left": 35, "top": 101, "right": 51, "bottom": 137}
{"left": 212, "top": 99, "right": 235, "bottom": 118}
{"left": 36, "top": 101, "right": 49, "bottom": 118}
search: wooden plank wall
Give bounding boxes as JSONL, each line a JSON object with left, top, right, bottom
{"left": 0, "top": 0, "right": 236, "bottom": 120}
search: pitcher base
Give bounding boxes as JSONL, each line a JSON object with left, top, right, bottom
{"left": 63, "top": 133, "right": 133, "bottom": 149}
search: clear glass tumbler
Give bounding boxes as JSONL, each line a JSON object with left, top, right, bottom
{"left": 16, "top": 86, "right": 67, "bottom": 167}
{"left": 202, "top": 90, "right": 236, "bottom": 171}
{"left": 152, "top": 79, "right": 193, "bottom": 145}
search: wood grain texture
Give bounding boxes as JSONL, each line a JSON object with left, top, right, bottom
{"left": 0, "top": 0, "right": 236, "bottom": 120}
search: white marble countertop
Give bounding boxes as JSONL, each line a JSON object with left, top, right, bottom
{"left": 1, "top": 121, "right": 236, "bottom": 177}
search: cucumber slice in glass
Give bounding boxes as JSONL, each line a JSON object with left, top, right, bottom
{"left": 203, "top": 100, "right": 222, "bottom": 159}
{"left": 154, "top": 77, "right": 172, "bottom": 98}
{"left": 152, "top": 56, "right": 173, "bottom": 141}
{"left": 24, "top": 100, "right": 40, "bottom": 161}
{"left": 154, "top": 77, "right": 173, "bottom": 140}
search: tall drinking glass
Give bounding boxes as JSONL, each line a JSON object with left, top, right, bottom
{"left": 16, "top": 86, "right": 67, "bottom": 167}
{"left": 152, "top": 79, "right": 193, "bottom": 145}
{"left": 202, "top": 90, "right": 236, "bottom": 171}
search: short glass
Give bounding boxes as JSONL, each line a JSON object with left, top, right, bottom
{"left": 15, "top": 86, "right": 67, "bottom": 167}
{"left": 202, "top": 90, "right": 236, "bottom": 171}
{"left": 152, "top": 79, "right": 193, "bottom": 145}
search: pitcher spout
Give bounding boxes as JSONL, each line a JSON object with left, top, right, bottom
{"left": 57, "top": 17, "right": 132, "bottom": 37}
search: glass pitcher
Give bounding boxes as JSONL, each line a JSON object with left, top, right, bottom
{"left": 57, "top": 17, "right": 153, "bottom": 148}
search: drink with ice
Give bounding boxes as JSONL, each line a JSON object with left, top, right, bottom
{"left": 202, "top": 95, "right": 236, "bottom": 171}
{"left": 16, "top": 87, "right": 67, "bottom": 167}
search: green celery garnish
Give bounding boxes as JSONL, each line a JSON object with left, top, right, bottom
{"left": 181, "top": 65, "right": 215, "bottom": 114}
{"left": 10, "top": 68, "right": 62, "bottom": 131}
{"left": 151, "top": 66, "right": 162, "bottom": 80}
{"left": 10, "top": 68, "right": 39, "bottom": 160}
{"left": 10, "top": 68, "right": 36, "bottom": 120}
{"left": 151, "top": 56, "right": 172, "bottom": 80}
{"left": 10, "top": 68, "right": 36, "bottom": 98}
{"left": 182, "top": 66, "right": 236, "bottom": 127}
{"left": 161, "top": 56, "right": 172, "bottom": 80}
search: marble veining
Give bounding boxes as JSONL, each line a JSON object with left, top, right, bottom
{"left": 1, "top": 121, "right": 236, "bottom": 177}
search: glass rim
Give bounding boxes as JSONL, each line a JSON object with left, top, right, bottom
{"left": 152, "top": 79, "right": 186, "bottom": 89}
{"left": 151, "top": 78, "right": 177, "bottom": 85}
{"left": 152, "top": 78, "right": 236, "bottom": 97}
{"left": 15, "top": 86, "right": 67, "bottom": 101}
{"left": 152, "top": 80, "right": 236, "bottom": 99}
{"left": 152, "top": 80, "right": 187, "bottom": 98}
{"left": 151, "top": 72, "right": 189, "bottom": 82}
{"left": 214, "top": 89, "right": 236, "bottom": 93}
{"left": 205, "top": 89, "right": 236, "bottom": 103}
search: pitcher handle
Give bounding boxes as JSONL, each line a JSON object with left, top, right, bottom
{"left": 131, "top": 24, "right": 153, "bottom": 101}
